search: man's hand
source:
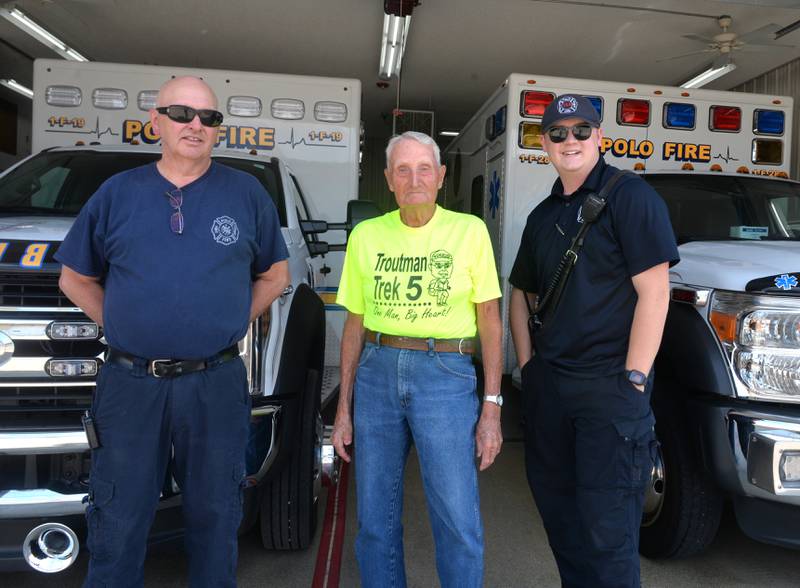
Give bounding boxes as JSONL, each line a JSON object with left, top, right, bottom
{"left": 475, "top": 403, "right": 502, "bottom": 471}
{"left": 331, "top": 410, "right": 353, "bottom": 463}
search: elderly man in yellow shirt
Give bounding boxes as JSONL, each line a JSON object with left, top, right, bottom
{"left": 331, "top": 131, "right": 503, "bottom": 588}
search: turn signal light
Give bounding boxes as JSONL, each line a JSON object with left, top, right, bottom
{"left": 710, "top": 310, "right": 737, "bottom": 344}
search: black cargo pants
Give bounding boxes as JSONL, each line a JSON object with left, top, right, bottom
{"left": 521, "top": 354, "right": 656, "bottom": 588}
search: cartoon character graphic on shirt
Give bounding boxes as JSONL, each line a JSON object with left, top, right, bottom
{"left": 428, "top": 249, "right": 453, "bottom": 306}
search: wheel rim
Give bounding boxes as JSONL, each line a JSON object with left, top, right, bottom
{"left": 641, "top": 443, "right": 666, "bottom": 527}
{"left": 312, "top": 410, "right": 324, "bottom": 503}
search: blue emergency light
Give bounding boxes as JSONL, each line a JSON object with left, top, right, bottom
{"left": 583, "top": 96, "right": 603, "bottom": 120}
{"left": 664, "top": 103, "right": 695, "bottom": 130}
{"left": 754, "top": 110, "right": 784, "bottom": 135}
{"left": 494, "top": 106, "right": 507, "bottom": 137}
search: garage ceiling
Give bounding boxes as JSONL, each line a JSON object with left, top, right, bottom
{"left": 2, "top": 0, "right": 800, "bottom": 139}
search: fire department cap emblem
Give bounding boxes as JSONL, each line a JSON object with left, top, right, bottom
{"left": 557, "top": 96, "right": 578, "bottom": 114}
{"left": 211, "top": 216, "right": 239, "bottom": 246}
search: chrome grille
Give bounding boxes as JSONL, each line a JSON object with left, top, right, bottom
{"left": 0, "top": 272, "right": 74, "bottom": 308}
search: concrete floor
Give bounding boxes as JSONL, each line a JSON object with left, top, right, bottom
{"left": 6, "top": 388, "right": 800, "bottom": 587}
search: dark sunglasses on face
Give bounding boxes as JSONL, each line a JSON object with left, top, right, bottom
{"left": 546, "top": 123, "right": 594, "bottom": 143}
{"left": 155, "top": 105, "right": 224, "bottom": 127}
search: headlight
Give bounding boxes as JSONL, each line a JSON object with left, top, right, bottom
{"left": 711, "top": 291, "right": 800, "bottom": 403}
{"left": 740, "top": 310, "right": 800, "bottom": 348}
{"left": 735, "top": 349, "right": 800, "bottom": 398}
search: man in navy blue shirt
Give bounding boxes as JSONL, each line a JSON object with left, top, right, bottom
{"left": 509, "top": 95, "right": 678, "bottom": 587}
{"left": 56, "top": 76, "right": 289, "bottom": 587}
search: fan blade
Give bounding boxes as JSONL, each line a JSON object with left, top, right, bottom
{"left": 682, "top": 33, "right": 716, "bottom": 44}
{"left": 657, "top": 49, "right": 717, "bottom": 63}
{"left": 738, "top": 23, "right": 782, "bottom": 44}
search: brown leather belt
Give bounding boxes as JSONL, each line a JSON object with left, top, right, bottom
{"left": 365, "top": 329, "right": 475, "bottom": 355}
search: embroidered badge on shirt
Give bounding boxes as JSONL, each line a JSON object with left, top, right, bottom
{"left": 557, "top": 96, "right": 578, "bottom": 114}
{"left": 211, "top": 216, "right": 239, "bottom": 246}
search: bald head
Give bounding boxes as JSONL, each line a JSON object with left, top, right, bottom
{"left": 157, "top": 76, "right": 218, "bottom": 110}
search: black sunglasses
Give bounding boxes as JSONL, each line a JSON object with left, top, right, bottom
{"left": 546, "top": 123, "right": 594, "bottom": 143}
{"left": 156, "top": 105, "right": 224, "bottom": 128}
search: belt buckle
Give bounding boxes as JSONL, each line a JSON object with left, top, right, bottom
{"left": 150, "top": 359, "right": 174, "bottom": 378}
{"left": 458, "top": 339, "right": 466, "bottom": 355}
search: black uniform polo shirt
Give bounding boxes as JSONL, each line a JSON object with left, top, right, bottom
{"left": 509, "top": 157, "right": 679, "bottom": 378}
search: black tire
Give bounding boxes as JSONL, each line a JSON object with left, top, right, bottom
{"left": 639, "top": 392, "right": 723, "bottom": 559}
{"left": 260, "top": 367, "right": 321, "bottom": 550}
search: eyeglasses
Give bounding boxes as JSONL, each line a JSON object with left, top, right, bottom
{"left": 165, "top": 189, "right": 184, "bottom": 235}
{"left": 155, "top": 105, "right": 224, "bottom": 127}
{"left": 545, "top": 124, "right": 595, "bottom": 143}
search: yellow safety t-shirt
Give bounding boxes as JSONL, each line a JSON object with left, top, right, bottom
{"left": 337, "top": 205, "right": 501, "bottom": 338}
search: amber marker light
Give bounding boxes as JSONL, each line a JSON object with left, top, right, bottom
{"left": 710, "top": 310, "right": 737, "bottom": 344}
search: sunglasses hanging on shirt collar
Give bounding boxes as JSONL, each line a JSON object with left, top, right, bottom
{"left": 156, "top": 104, "right": 224, "bottom": 127}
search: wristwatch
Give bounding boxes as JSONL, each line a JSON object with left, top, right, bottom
{"left": 626, "top": 369, "right": 647, "bottom": 386}
{"left": 484, "top": 393, "right": 503, "bottom": 407}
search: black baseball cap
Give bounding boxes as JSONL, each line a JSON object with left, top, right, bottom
{"left": 541, "top": 94, "right": 601, "bottom": 131}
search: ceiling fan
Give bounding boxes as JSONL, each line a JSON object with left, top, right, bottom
{"left": 659, "top": 14, "right": 795, "bottom": 68}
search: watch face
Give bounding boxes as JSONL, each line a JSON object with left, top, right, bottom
{"left": 627, "top": 370, "right": 647, "bottom": 385}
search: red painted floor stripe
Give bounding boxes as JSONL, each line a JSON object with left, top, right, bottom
{"left": 311, "top": 459, "right": 351, "bottom": 588}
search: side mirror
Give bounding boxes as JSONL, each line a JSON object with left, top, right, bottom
{"left": 346, "top": 199, "right": 381, "bottom": 233}
{"left": 300, "top": 199, "right": 382, "bottom": 257}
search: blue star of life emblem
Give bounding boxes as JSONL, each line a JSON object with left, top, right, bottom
{"left": 489, "top": 171, "right": 500, "bottom": 219}
{"left": 774, "top": 273, "right": 798, "bottom": 290}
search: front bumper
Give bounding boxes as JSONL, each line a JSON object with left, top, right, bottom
{"left": 692, "top": 397, "right": 800, "bottom": 548}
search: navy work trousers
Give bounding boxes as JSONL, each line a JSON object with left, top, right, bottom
{"left": 83, "top": 355, "right": 251, "bottom": 588}
{"left": 521, "top": 355, "right": 656, "bottom": 588}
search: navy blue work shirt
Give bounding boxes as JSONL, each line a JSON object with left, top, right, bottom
{"left": 509, "top": 157, "right": 679, "bottom": 377}
{"left": 55, "top": 161, "right": 288, "bottom": 360}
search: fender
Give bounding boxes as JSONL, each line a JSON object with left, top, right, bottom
{"left": 656, "top": 301, "right": 735, "bottom": 398}
{"left": 265, "top": 283, "right": 325, "bottom": 475}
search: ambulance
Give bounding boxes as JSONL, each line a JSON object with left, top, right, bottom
{"left": 444, "top": 73, "right": 800, "bottom": 557}
{"left": 0, "top": 59, "right": 364, "bottom": 572}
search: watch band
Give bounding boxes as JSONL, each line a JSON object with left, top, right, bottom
{"left": 484, "top": 394, "right": 503, "bottom": 407}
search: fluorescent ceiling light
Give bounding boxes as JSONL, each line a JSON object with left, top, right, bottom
{"left": 439, "top": 130, "right": 459, "bottom": 137}
{"left": 378, "top": 13, "right": 411, "bottom": 80}
{"left": 0, "top": 7, "right": 88, "bottom": 61}
{"left": 0, "top": 79, "right": 34, "bottom": 99}
{"left": 680, "top": 62, "right": 737, "bottom": 89}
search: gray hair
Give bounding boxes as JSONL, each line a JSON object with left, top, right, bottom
{"left": 385, "top": 131, "right": 441, "bottom": 167}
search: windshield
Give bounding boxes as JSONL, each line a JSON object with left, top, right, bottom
{"left": 644, "top": 174, "right": 800, "bottom": 244}
{"left": 0, "top": 151, "right": 286, "bottom": 225}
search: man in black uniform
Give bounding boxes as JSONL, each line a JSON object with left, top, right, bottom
{"left": 509, "top": 94, "right": 679, "bottom": 587}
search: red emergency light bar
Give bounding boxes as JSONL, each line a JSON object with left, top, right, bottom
{"left": 617, "top": 99, "right": 649, "bottom": 126}
{"left": 520, "top": 91, "right": 554, "bottom": 118}
{"left": 710, "top": 106, "right": 741, "bottom": 132}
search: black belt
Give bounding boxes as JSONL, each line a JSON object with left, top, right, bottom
{"left": 105, "top": 344, "right": 240, "bottom": 378}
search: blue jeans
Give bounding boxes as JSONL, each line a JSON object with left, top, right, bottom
{"left": 354, "top": 342, "right": 484, "bottom": 588}
{"left": 83, "top": 356, "right": 250, "bottom": 588}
